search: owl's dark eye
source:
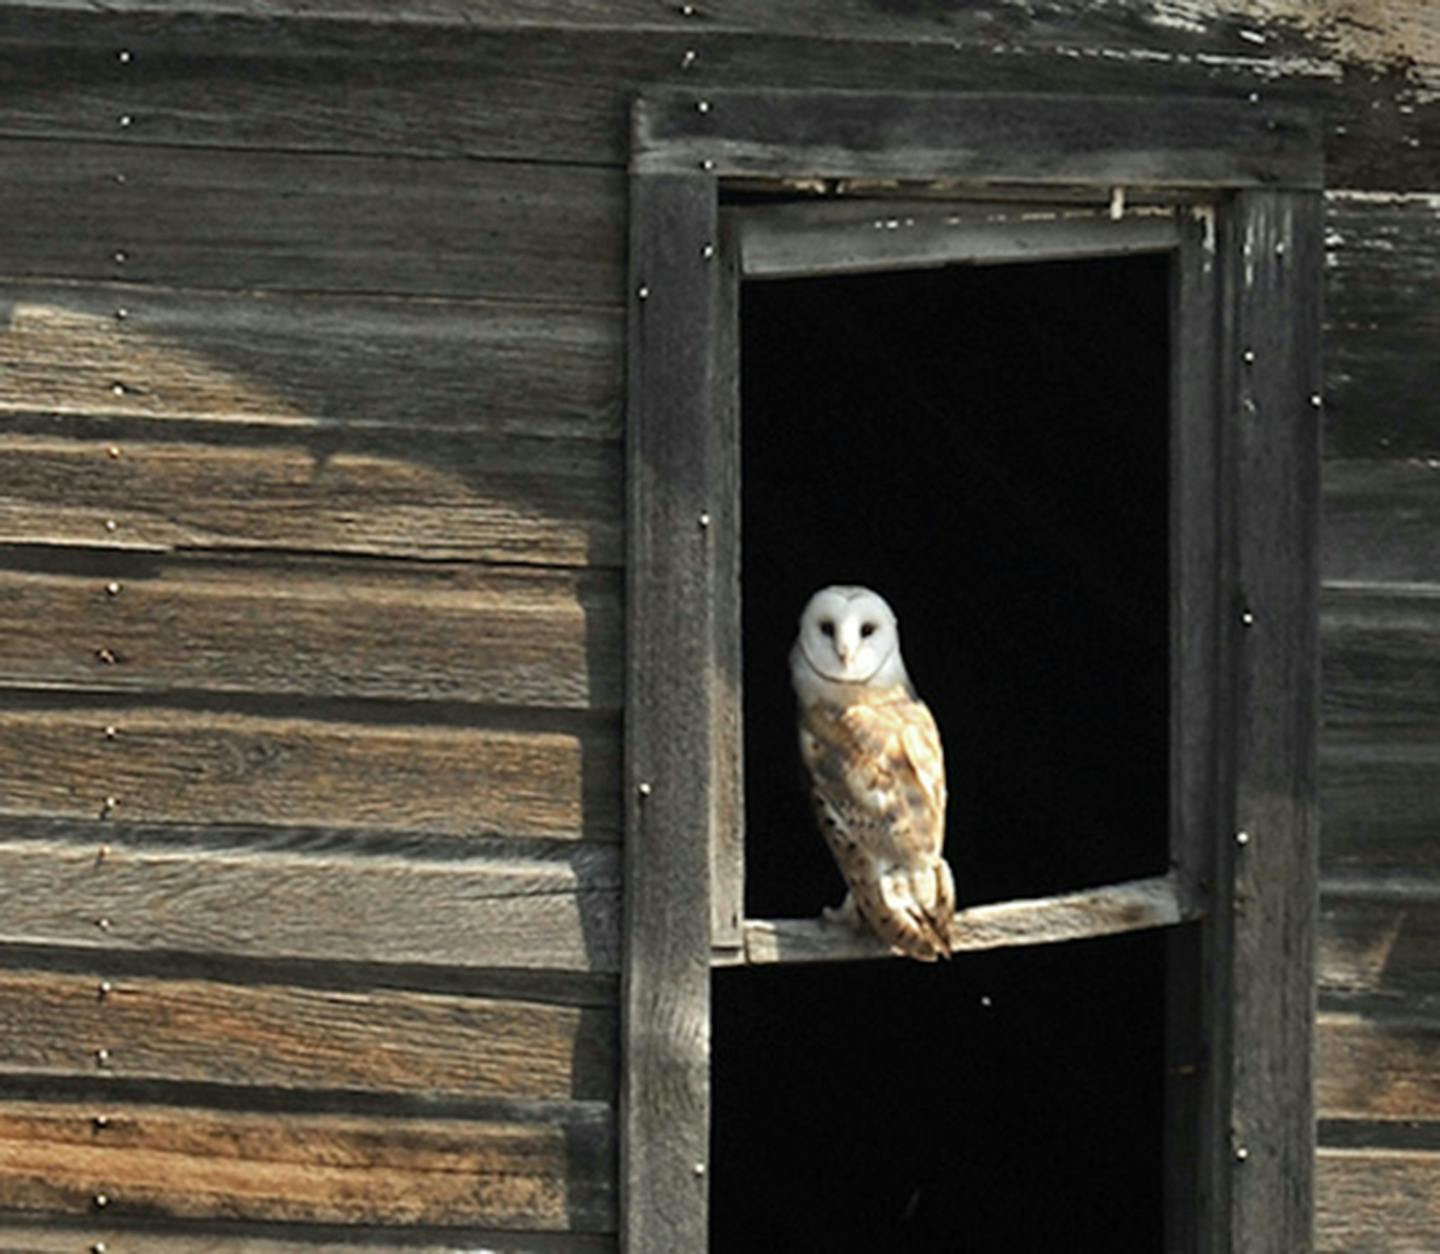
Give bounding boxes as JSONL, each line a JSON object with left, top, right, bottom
{"left": 860, "top": 621, "right": 878, "bottom": 638}
{"left": 819, "top": 620, "right": 835, "bottom": 638}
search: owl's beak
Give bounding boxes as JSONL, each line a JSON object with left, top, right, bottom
{"left": 834, "top": 643, "right": 853, "bottom": 666}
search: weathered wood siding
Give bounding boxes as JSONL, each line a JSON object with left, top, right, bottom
{"left": 0, "top": 0, "right": 1435, "bottom": 1248}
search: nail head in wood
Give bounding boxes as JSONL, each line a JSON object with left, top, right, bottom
{"left": 701, "top": 243, "right": 716, "bottom": 260}
{"left": 114, "top": 307, "right": 128, "bottom": 321}
{"left": 682, "top": 49, "right": 697, "bottom": 68}
{"left": 118, "top": 115, "right": 133, "bottom": 128}
{"left": 106, "top": 444, "right": 122, "bottom": 459}
{"left": 1241, "top": 609, "right": 1255, "bottom": 626}
{"left": 95, "top": 1047, "right": 111, "bottom": 1066}
{"left": 1235, "top": 830, "right": 1251, "bottom": 846}
{"left": 93, "top": 1193, "right": 110, "bottom": 1209}
{"left": 105, "top": 581, "right": 121, "bottom": 597}
{"left": 693, "top": 1162, "right": 706, "bottom": 1177}
{"left": 112, "top": 250, "right": 128, "bottom": 263}
{"left": 98, "top": 981, "right": 113, "bottom": 999}
{"left": 104, "top": 725, "right": 118, "bottom": 739}
{"left": 696, "top": 99, "right": 711, "bottom": 114}
{"left": 96, "top": 917, "right": 112, "bottom": 931}
{"left": 1235, "top": 1145, "right": 1250, "bottom": 1162}
{"left": 117, "top": 49, "right": 132, "bottom": 63}
{"left": 637, "top": 284, "right": 650, "bottom": 301}
{"left": 698, "top": 511, "right": 711, "bottom": 528}
{"left": 93, "top": 1114, "right": 110, "bottom": 1130}
{"left": 1242, "top": 348, "right": 1256, "bottom": 364}
{"left": 94, "top": 1243, "right": 108, "bottom": 1254}
{"left": 637, "top": 781, "right": 653, "bottom": 798}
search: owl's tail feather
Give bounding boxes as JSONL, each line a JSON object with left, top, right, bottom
{"left": 869, "top": 858, "right": 956, "bottom": 962}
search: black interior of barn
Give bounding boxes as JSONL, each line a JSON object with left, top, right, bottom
{"left": 712, "top": 250, "right": 1174, "bottom": 1250}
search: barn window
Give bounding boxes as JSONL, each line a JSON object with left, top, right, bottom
{"left": 625, "top": 92, "right": 1322, "bottom": 1253}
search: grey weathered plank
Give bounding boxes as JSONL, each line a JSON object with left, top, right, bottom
{"left": 0, "top": 704, "right": 619, "bottom": 840}
{"left": 1316, "top": 1148, "right": 1440, "bottom": 1253}
{"left": 734, "top": 198, "right": 1181, "bottom": 279}
{"left": 623, "top": 172, "right": 719, "bottom": 1254}
{"left": 1224, "top": 188, "right": 1324, "bottom": 1253}
{"left": 0, "top": 9, "right": 1432, "bottom": 189}
{"left": 0, "top": 1222, "right": 615, "bottom": 1254}
{"left": 741, "top": 874, "right": 1191, "bottom": 965}
{"left": 1322, "top": 585, "right": 1440, "bottom": 730}
{"left": 1318, "top": 889, "right": 1440, "bottom": 1005}
{"left": 0, "top": 140, "right": 624, "bottom": 302}
{"left": 1318, "top": 1009, "right": 1440, "bottom": 1121}
{"left": 0, "top": 281, "right": 623, "bottom": 438}
{"left": 1320, "top": 735, "right": 1440, "bottom": 878}
{"left": 635, "top": 90, "right": 1322, "bottom": 187}
{"left": 0, "top": 559, "right": 621, "bottom": 711}
{"left": 0, "top": 427, "right": 622, "bottom": 566}
{"left": 0, "top": 967, "right": 616, "bottom": 1101}
{"left": 1323, "top": 460, "right": 1440, "bottom": 583}
{"left": 0, "top": 837, "right": 620, "bottom": 972}
{"left": 1324, "top": 192, "right": 1440, "bottom": 457}
{"left": 0, "top": 1100, "right": 615, "bottom": 1231}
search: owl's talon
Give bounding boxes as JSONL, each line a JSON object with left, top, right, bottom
{"left": 822, "top": 893, "right": 862, "bottom": 930}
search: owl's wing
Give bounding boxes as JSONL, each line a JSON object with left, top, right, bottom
{"left": 800, "top": 695, "right": 954, "bottom": 960}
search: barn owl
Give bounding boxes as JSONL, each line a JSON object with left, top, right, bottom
{"left": 790, "top": 585, "right": 955, "bottom": 962}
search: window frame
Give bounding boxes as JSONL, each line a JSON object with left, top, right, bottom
{"left": 624, "top": 89, "right": 1322, "bottom": 1254}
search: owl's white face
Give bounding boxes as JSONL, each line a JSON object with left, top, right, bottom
{"left": 792, "top": 585, "right": 909, "bottom": 692}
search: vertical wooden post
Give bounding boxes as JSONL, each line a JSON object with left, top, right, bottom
{"left": 623, "top": 169, "right": 722, "bottom": 1253}
{"left": 1224, "top": 188, "right": 1324, "bottom": 1253}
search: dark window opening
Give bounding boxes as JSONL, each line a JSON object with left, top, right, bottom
{"left": 740, "top": 255, "right": 1172, "bottom": 915}
{"left": 717, "top": 252, "right": 1172, "bottom": 1250}
{"left": 712, "top": 929, "right": 1168, "bottom": 1252}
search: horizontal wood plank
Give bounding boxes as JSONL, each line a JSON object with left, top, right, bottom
{"left": 0, "top": 281, "right": 622, "bottom": 438}
{"left": 0, "top": 427, "right": 621, "bottom": 566}
{"left": 1316, "top": 1148, "right": 1440, "bottom": 1252}
{"left": 0, "top": 704, "right": 618, "bottom": 839}
{"left": 0, "top": 1100, "right": 614, "bottom": 1231}
{"left": 1324, "top": 460, "right": 1440, "bottom": 582}
{"left": 0, "top": 559, "right": 621, "bottom": 710}
{"left": 0, "top": 1221, "right": 614, "bottom": 1253}
{"left": 1319, "top": 735, "right": 1440, "bottom": 879}
{"left": 0, "top": 837, "right": 620, "bottom": 972}
{"left": 1322, "top": 583, "right": 1440, "bottom": 729}
{"left": 635, "top": 90, "right": 1322, "bottom": 187}
{"left": 1318, "top": 1009, "right": 1440, "bottom": 1121}
{"left": 740, "top": 874, "right": 1190, "bottom": 965}
{"left": 1324, "top": 193, "right": 1440, "bottom": 457}
{"left": 0, "top": 141, "right": 624, "bottom": 303}
{"left": 1318, "top": 890, "right": 1440, "bottom": 1007}
{"left": 0, "top": 968, "right": 615, "bottom": 1101}
{"left": 0, "top": 12, "right": 1432, "bottom": 189}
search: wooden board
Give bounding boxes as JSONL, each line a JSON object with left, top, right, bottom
{"left": 1318, "top": 892, "right": 1440, "bottom": 1006}
{"left": 0, "top": 140, "right": 624, "bottom": 303}
{"left": 1316, "top": 1148, "right": 1440, "bottom": 1252}
{"left": 0, "top": 968, "right": 615, "bottom": 1101}
{"left": 0, "top": 703, "right": 617, "bottom": 839}
{"left": 1324, "top": 193, "right": 1440, "bottom": 457}
{"left": 0, "top": 837, "right": 620, "bottom": 972}
{"left": 740, "top": 874, "right": 1190, "bottom": 965}
{"left": 1322, "top": 585, "right": 1440, "bottom": 730}
{"left": 0, "top": 1100, "right": 615, "bottom": 1231}
{"left": 1318, "top": 1010, "right": 1440, "bottom": 1121}
{"left": 0, "top": 11, "right": 1432, "bottom": 189}
{"left": 635, "top": 90, "right": 1321, "bottom": 187}
{"left": 0, "top": 426, "right": 621, "bottom": 566}
{"left": 1324, "top": 461, "right": 1440, "bottom": 583}
{"left": 0, "top": 1221, "right": 615, "bottom": 1254}
{"left": 0, "top": 281, "right": 623, "bottom": 439}
{"left": 0, "top": 559, "right": 621, "bottom": 711}
{"left": 1320, "top": 734, "right": 1440, "bottom": 879}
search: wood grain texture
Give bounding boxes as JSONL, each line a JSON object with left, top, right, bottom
{"left": 1320, "top": 735, "right": 1440, "bottom": 879}
{"left": 1324, "top": 460, "right": 1440, "bottom": 583}
{"left": 0, "top": 140, "right": 623, "bottom": 303}
{"left": 0, "top": 968, "right": 615, "bottom": 1101}
{"left": 1225, "top": 188, "right": 1324, "bottom": 1254}
{"left": 0, "top": 426, "right": 621, "bottom": 566}
{"left": 0, "top": 559, "right": 621, "bottom": 711}
{"left": 0, "top": 9, "right": 1432, "bottom": 189}
{"left": 1318, "top": 1010, "right": 1440, "bottom": 1120}
{"left": 0, "top": 1100, "right": 615, "bottom": 1231}
{"left": 1319, "top": 891, "right": 1440, "bottom": 1006}
{"left": 0, "top": 703, "right": 618, "bottom": 839}
{"left": 0, "top": 837, "right": 620, "bottom": 972}
{"left": 635, "top": 90, "right": 1322, "bottom": 187}
{"left": 1316, "top": 1148, "right": 1440, "bottom": 1253}
{"left": 1322, "top": 585, "right": 1440, "bottom": 730}
{"left": 740, "top": 874, "right": 1191, "bottom": 965}
{"left": 622, "top": 173, "right": 719, "bottom": 1254}
{"left": 1324, "top": 193, "right": 1440, "bottom": 457}
{"left": 0, "top": 1221, "right": 615, "bottom": 1254}
{"left": 0, "top": 281, "right": 622, "bottom": 438}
